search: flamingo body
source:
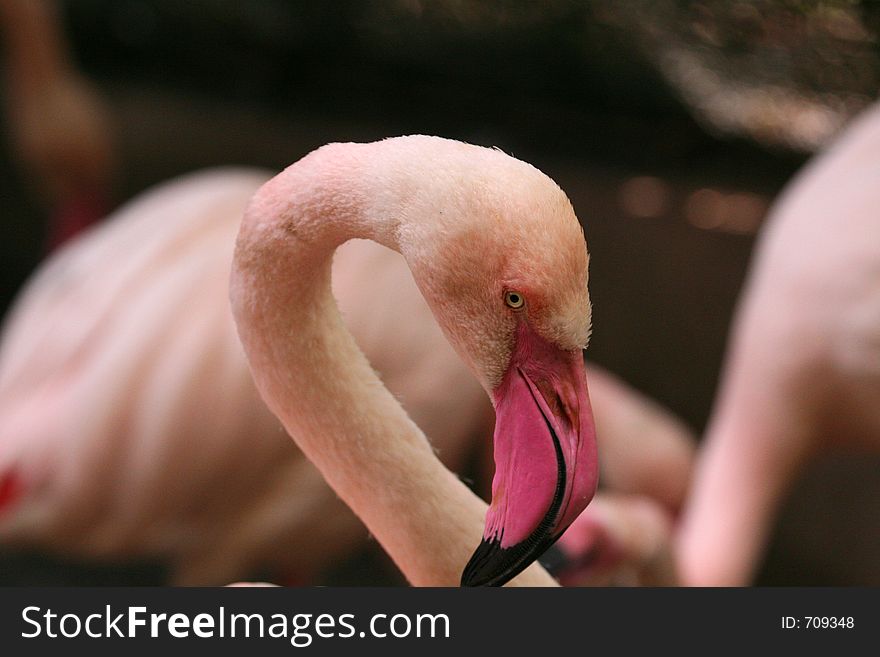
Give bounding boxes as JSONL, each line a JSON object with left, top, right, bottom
{"left": 0, "top": 167, "right": 487, "bottom": 583}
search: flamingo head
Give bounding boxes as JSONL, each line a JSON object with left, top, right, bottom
{"left": 394, "top": 138, "right": 598, "bottom": 586}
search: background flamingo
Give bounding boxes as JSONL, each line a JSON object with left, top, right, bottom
{"left": 0, "top": 166, "right": 487, "bottom": 584}
{"left": 0, "top": 0, "right": 115, "bottom": 251}
{"left": 677, "top": 102, "right": 880, "bottom": 587}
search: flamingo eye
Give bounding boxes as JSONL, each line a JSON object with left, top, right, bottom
{"left": 504, "top": 291, "right": 525, "bottom": 310}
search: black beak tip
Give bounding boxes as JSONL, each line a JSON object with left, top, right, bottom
{"left": 461, "top": 536, "right": 555, "bottom": 587}
{"left": 461, "top": 538, "right": 507, "bottom": 587}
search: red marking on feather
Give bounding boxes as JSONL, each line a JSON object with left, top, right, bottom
{"left": 47, "top": 191, "right": 109, "bottom": 253}
{"left": 0, "top": 469, "right": 23, "bottom": 514}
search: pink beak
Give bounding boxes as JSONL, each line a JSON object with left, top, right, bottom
{"left": 461, "top": 323, "right": 598, "bottom": 586}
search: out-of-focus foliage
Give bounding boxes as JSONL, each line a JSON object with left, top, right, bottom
{"left": 592, "top": 0, "right": 879, "bottom": 150}
{"left": 353, "top": 0, "right": 880, "bottom": 150}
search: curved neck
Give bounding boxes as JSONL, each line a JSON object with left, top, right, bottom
{"left": 231, "top": 145, "right": 555, "bottom": 585}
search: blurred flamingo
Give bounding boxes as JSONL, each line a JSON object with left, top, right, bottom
{"left": 0, "top": 165, "right": 488, "bottom": 584}
{"left": 1, "top": 0, "right": 115, "bottom": 250}
{"left": 677, "top": 102, "right": 880, "bottom": 586}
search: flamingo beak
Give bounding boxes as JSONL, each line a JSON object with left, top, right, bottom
{"left": 461, "top": 325, "right": 598, "bottom": 586}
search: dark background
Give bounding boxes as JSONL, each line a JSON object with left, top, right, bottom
{"left": 1, "top": 0, "right": 878, "bottom": 585}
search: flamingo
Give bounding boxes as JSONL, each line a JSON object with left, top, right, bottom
{"left": 230, "top": 135, "right": 601, "bottom": 586}
{"left": 0, "top": 167, "right": 489, "bottom": 584}
{"left": 1, "top": 0, "right": 115, "bottom": 250}
{"left": 1, "top": 152, "right": 694, "bottom": 586}
{"left": 677, "top": 102, "right": 880, "bottom": 586}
